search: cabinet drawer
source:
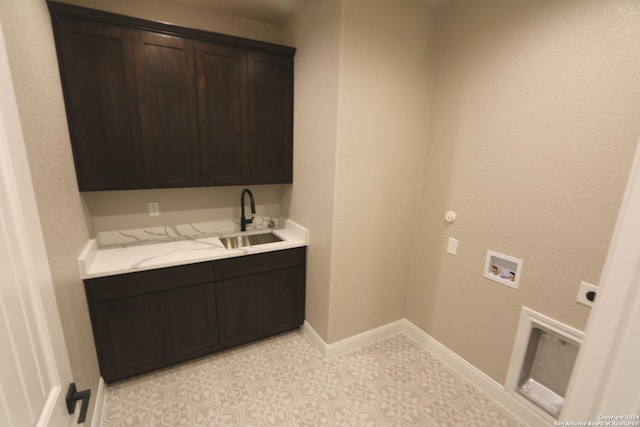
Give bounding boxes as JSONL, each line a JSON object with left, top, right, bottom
{"left": 214, "top": 247, "right": 306, "bottom": 280}
{"left": 86, "top": 261, "right": 214, "bottom": 303}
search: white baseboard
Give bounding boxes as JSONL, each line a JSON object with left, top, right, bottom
{"left": 90, "top": 377, "right": 105, "bottom": 427}
{"left": 302, "top": 320, "right": 405, "bottom": 359}
{"left": 302, "top": 319, "right": 549, "bottom": 427}
{"left": 301, "top": 321, "right": 327, "bottom": 356}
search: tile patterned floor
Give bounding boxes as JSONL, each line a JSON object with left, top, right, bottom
{"left": 101, "top": 331, "right": 527, "bottom": 426}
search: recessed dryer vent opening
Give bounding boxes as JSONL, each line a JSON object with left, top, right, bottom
{"left": 506, "top": 307, "right": 584, "bottom": 420}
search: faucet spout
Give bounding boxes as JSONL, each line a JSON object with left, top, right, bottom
{"left": 240, "top": 188, "right": 256, "bottom": 231}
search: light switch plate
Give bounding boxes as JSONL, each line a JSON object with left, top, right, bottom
{"left": 447, "top": 237, "right": 458, "bottom": 255}
{"left": 576, "top": 281, "right": 598, "bottom": 307}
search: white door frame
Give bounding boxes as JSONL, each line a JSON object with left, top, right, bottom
{"left": 562, "top": 140, "right": 640, "bottom": 419}
{"left": 0, "top": 18, "right": 76, "bottom": 427}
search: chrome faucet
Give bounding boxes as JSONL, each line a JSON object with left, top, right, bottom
{"left": 240, "top": 188, "right": 255, "bottom": 231}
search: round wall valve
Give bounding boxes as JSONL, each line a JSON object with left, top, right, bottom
{"left": 444, "top": 211, "right": 457, "bottom": 223}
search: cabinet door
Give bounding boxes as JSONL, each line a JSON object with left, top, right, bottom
{"left": 247, "top": 52, "right": 293, "bottom": 184}
{"left": 161, "top": 283, "right": 218, "bottom": 363}
{"left": 54, "top": 17, "right": 144, "bottom": 190}
{"left": 262, "top": 266, "right": 306, "bottom": 336}
{"left": 196, "top": 42, "right": 249, "bottom": 185}
{"left": 216, "top": 276, "right": 262, "bottom": 348}
{"left": 133, "top": 31, "right": 201, "bottom": 187}
{"left": 216, "top": 262, "right": 305, "bottom": 348}
{"left": 91, "top": 295, "right": 165, "bottom": 383}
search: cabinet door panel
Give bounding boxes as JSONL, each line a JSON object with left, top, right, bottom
{"left": 248, "top": 52, "right": 293, "bottom": 184}
{"left": 55, "top": 18, "right": 144, "bottom": 190}
{"left": 92, "top": 295, "right": 165, "bottom": 383}
{"left": 216, "top": 276, "right": 262, "bottom": 348}
{"left": 196, "top": 43, "right": 249, "bottom": 185}
{"left": 262, "top": 266, "right": 306, "bottom": 336}
{"left": 162, "top": 283, "right": 218, "bottom": 363}
{"left": 133, "top": 31, "right": 200, "bottom": 187}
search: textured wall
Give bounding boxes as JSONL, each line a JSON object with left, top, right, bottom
{"left": 328, "top": 0, "right": 435, "bottom": 342}
{"left": 0, "top": 0, "right": 98, "bottom": 419}
{"left": 405, "top": 0, "right": 640, "bottom": 384}
{"left": 282, "top": 0, "right": 343, "bottom": 340}
{"left": 284, "top": 0, "right": 436, "bottom": 343}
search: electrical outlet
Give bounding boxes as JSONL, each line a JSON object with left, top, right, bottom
{"left": 576, "top": 281, "right": 598, "bottom": 307}
{"left": 148, "top": 202, "right": 160, "bottom": 217}
{"left": 447, "top": 237, "right": 458, "bottom": 255}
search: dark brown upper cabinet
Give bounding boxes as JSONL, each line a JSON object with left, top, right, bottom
{"left": 248, "top": 52, "right": 294, "bottom": 184}
{"left": 48, "top": 2, "right": 295, "bottom": 191}
{"left": 196, "top": 42, "right": 249, "bottom": 185}
{"left": 133, "top": 31, "right": 202, "bottom": 188}
{"left": 53, "top": 17, "right": 145, "bottom": 190}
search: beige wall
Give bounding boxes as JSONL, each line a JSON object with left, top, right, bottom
{"left": 328, "top": 0, "right": 435, "bottom": 342}
{"left": 0, "top": 0, "right": 98, "bottom": 419}
{"left": 405, "top": 0, "right": 640, "bottom": 383}
{"left": 284, "top": 0, "right": 436, "bottom": 343}
{"left": 282, "top": 0, "right": 343, "bottom": 340}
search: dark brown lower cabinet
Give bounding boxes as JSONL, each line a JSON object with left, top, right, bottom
{"left": 91, "top": 294, "right": 165, "bottom": 382}
{"left": 161, "top": 283, "right": 218, "bottom": 364}
{"left": 215, "top": 248, "right": 306, "bottom": 350}
{"left": 85, "top": 247, "right": 306, "bottom": 383}
{"left": 216, "top": 276, "right": 262, "bottom": 348}
{"left": 216, "top": 265, "right": 305, "bottom": 349}
{"left": 262, "top": 267, "right": 305, "bottom": 335}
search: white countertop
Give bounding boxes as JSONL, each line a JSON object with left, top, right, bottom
{"left": 78, "top": 219, "right": 309, "bottom": 279}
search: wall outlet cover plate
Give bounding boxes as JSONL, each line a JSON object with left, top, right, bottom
{"left": 576, "top": 281, "right": 598, "bottom": 307}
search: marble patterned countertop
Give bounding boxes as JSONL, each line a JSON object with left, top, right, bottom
{"left": 78, "top": 219, "right": 309, "bottom": 279}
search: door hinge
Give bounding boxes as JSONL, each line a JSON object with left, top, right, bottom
{"left": 66, "top": 382, "right": 90, "bottom": 424}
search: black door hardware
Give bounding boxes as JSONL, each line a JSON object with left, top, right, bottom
{"left": 66, "top": 382, "right": 90, "bottom": 424}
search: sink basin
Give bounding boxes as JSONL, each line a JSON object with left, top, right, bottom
{"left": 220, "top": 232, "right": 283, "bottom": 249}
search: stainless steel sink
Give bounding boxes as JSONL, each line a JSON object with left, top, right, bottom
{"left": 220, "top": 232, "right": 283, "bottom": 249}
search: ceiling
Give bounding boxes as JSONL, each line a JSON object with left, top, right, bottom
{"left": 171, "top": 0, "right": 307, "bottom": 25}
